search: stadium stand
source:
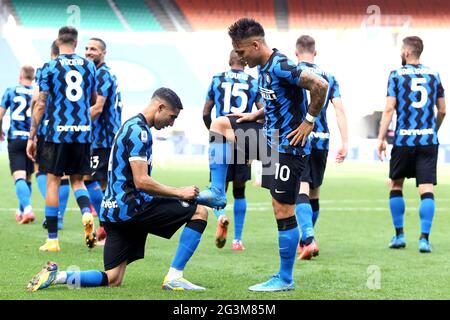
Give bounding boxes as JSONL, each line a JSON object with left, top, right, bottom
{"left": 288, "top": 0, "right": 450, "bottom": 29}
{"left": 11, "top": 0, "right": 125, "bottom": 30}
{"left": 174, "top": 0, "right": 277, "bottom": 30}
{"left": 114, "top": 0, "right": 162, "bottom": 31}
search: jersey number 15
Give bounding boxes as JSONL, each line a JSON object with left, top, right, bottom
{"left": 221, "top": 82, "right": 249, "bottom": 114}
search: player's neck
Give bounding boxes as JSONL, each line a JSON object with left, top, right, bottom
{"left": 230, "top": 65, "right": 244, "bottom": 71}
{"left": 405, "top": 59, "right": 420, "bottom": 65}
{"left": 59, "top": 45, "right": 75, "bottom": 55}
{"left": 260, "top": 46, "right": 274, "bottom": 66}
{"left": 298, "top": 57, "right": 315, "bottom": 64}
{"left": 20, "top": 80, "right": 32, "bottom": 87}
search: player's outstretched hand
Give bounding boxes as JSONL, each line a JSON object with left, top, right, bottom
{"left": 287, "top": 120, "right": 314, "bottom": 147}
{"left": 178, "top": 186, "right": 200, "bottom": 200}
{"left": 376, "top": 139, "right": 386, "bottom": 161}
{"left": 227, "top": 112, "right": 257, "bottom": 123}
{"left": 26, "top": 138, "right": 36, "bottom": 162}
{"left": 336, "top": 143, "right": 348, "bottom": 163}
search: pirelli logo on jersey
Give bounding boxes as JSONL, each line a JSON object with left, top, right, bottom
{"left": 102, "top": 199, "right": 118, "bottom": 209}
{"left": 399, "top": 128, "right": 434, "bottom": 136}
{"left": 57, "top": 125, "right": 91, "bottom": 132}
{"left": 259, "top": 87, "right": 277, "bottom": 100}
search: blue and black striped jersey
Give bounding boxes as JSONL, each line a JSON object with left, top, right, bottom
{"left": 387, "top": 64, "right": 445, "bottom": 147}
{"left": 91, "top": 63, "right": 122, "bottom": 149}
{"left": 258, "top": 49, "right": 309, "bottom": 155}
{"left": 1, "top": 84, "right": 34, "bottom": 140}
{"left": 35, "top": 64, "right": 50, "bottom": 137}
{"left": 100, "top": 114, "right": 153, "bottom": 223}
{"left": 298, "top": 62, "right": 340, "bottom": 150}
{"left": 39, "top": 53, "right": 96, "bottom": 144}
{"left": 205, "top": 69, "right": 261, "bottom": 117}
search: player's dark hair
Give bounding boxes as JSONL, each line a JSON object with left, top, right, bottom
{"left": 51, "top": 40, "right": 59, "bottom": 57}
{"left": 58, "top": 26, "right": 78, "bottom": 45}
{"left": 296, "top": 35, "right": 315, "bottom": 54}
{"left": 229, "top": 49, "right": 245, "bottom": 67}
{"left": 152, "top": 87, "right": 183, "bottom": 110}
{"left": 21, "top": 65, "right": 35, "bottom": 81}
{"left": 403, "top": 36, "right": 423, "bottom": 58}
{"left": 228, "top": 18, "right": 265, "bottom": 43}
{"left": 90, "top": 37, "right": 107, "bottom": 50}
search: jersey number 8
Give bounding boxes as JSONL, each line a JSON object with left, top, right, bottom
{"left": 65, "top": 70, "right": 83, "bottom": 102}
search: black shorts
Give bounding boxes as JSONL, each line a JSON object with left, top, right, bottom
{"left": 35, "top": 135, "right": 45, "bottom": 167}
{"left": 228, "top": 117, "right": 308, "bottom": 204}
{"left": 90, "top": 148, "right": 111, "bottom": 181}
{"left": 7, "top": 139, "right": 34, "bottom": 175}
{"left": 40, "top": 142, "right": 91, "bottom": 177}
{"left": 389, "top": 145, "right": 438, "bottom": 187}
{"left": 261, "top": 152, "right": 308, "bottom": 205}
{"left": 226, "top": 163, "right": 251, "bottom": 182}
{"left": 301, "top": 148, "right": 328, "bottom": 189}
{"left": 103, "top": 197, "right": 197, "bottom": 271}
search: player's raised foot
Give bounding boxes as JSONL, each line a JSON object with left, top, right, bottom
{"left": 298, "top": 240, "right": 318, "bottom": 260}
{"left": 196, "top": 186, "right": 226, "bottom": 209}
{"left": 389, "top": 234, "right": 406, "bottom": 249}
{"left": 419, "top": 238, "right": 432, "bottom": 253}
{"left": 231, "top": 239, "right": 245, "bottom": 251}
{"left": 39, "top": 239, "right": 61, "bottom": 252}
{"left": 27, "top": 261, "right": 58, "bottom": 292}
{"left": 82, "top": 213, "right": 97, "bottom": 249}
{"left": 15, "top": 209, "right": 23, "bottom": 223}
{"left": 248, "top": 274, "right": 294, "bottom": 292}
{"left": 215, "top": 215, "right": 229, "bottom": 248}
{"left": 162, "top": 276, "right": 206, "bottom": 291}
{"left": 19, "top": 212, "right": 36, "bottom": 224}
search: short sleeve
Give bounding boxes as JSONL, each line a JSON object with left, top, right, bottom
{"left": 205, "top": 77, "right": 215, "bottom": 102}
{"left": 387, "top": 71, "right": 397, "bottom": 97}
{"left": 273, "top": 58, "right": 302, "bottom": 86}
{"left": 127, "top": 124, "right": 150, "bottom": 161}
{"left": 1, "top": 89, "right": 11, "bottom": 109}
{"left": 330, "top": 77, "right": 341, "bottom": 99}
{"left": 436, "top": 73, "right": 445, "bottom": 98}
{"left": 96, "top": 68, "right": 112, "bottom": 97}
{"left": 39, "top": 63, "right": 51, "bottom": 92}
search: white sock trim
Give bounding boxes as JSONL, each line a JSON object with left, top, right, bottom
{"left": 166, "top": 267, "right": 183, "bottom": 281}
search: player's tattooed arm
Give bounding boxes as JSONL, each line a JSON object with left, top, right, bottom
{"left": 29, "top": 91, "right": 47, "bottom": 139}
{"left": 298, "top": 71, "right": 329, "bottom": 117}
{"left": 203, "top": 100, "right": 215, "bottom": 129}
{"left": 287, "top": 72, "right": 329, "bottom": 146}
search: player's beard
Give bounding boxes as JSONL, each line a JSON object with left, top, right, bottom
{"left": 401, "top": 54, "right": 406, "bottom": 66}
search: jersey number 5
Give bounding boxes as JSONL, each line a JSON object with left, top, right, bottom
{"left": 411, "top": 78, "right": 428, "bottom": 109}
{"left": 65, "top": 70, "right": 83, "bottom": 102}
{"left": 221, "top": 82, "right": 249, "bottom": 114}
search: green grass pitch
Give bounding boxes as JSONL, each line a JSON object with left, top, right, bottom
{"left": 1, "top": 153, "right": 449, "bottom": 300}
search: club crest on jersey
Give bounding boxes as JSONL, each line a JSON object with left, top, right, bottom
{"left": 140, "top": 131, "right": 148, "bottom": 142}
{"left": 265, "top": 73, "right": 272, "bottom": 84}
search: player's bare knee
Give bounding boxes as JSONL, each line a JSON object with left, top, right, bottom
{"left": 192, "top": 205, "right": 208, "bottom": 221}
{"left": 272, "top": 199, "right": 295, "bottom": 220}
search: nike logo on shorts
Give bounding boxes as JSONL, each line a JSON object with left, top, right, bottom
{"left": 274, "top": 189, "right": 286, "bottom": 194}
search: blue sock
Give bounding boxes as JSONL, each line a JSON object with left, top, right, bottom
{"left": 213, "top": 208, "right": 225, "bottom": 220}
{"left": 66, "top": 270, "right": 108, "bottom": 287}
{"left": 171, "top": 220, "right": 207, "bottom": 270}
{"left": 15, "top": 179, "right": 31, "bottom": 209}
{"left": 233, "top": 198, "right": 246, "bottom": 241}
{"left": 419, "top": 193, "right": 435, "bottom": 235}
{"left": 45, "top": 206, "right": 59, "bottom": 239}
{"left": 86, "top": 181, "right": 103, "bottom": 215}
{"left": 389, "top": 190, "right": 405, "bottom": 231}
{"left": 36, "top": 172, "right": 47, "bottom": 199}
{"left": 295, "top": 194, "right": 314, "bottom": 241}
{"left": 59, "top": 180, "right": 70, "bottom": 220}
{"left": 209, "top": 133, "right": 231, "bottom": 193}
{"left": 310, "top": 199, "right": 320, "bottom": 227}
{"left": 74, "top": 189, "right": 92, "bottom": 215}
{"left": 277, "top": 216, "right": 299, "bottom": 283}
